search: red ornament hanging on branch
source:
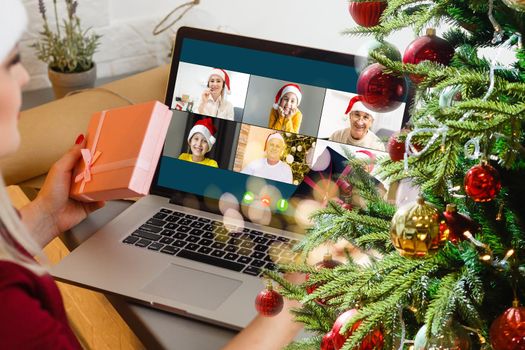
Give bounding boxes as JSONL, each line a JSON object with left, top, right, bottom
{"left": 348, "top": 1, "right": 387, "bottom": 28}
{"left": 321, "top": 331, "right": 337, "bottom": 350}
{"left": 464, "top": 163, "right": 501, "bottom": 202}
{"left": 490, "top": 301, "right": 525, "bottom": 350}
{"left": 357, "top": 63, "right": 407, "bottom": 113}
{"left": 306, "top": 253, "right": 342, "bottom": 305}
{"left": 254, "top": 282, "right": 283, "bottom": 317}
{"left": 387, "top": 132, "right": 406, "bottom": 162}
{"left": 442, "top": 203, "right": 480, "bottom": 244}
{"left": 330, "top": 309, "right": 384, "bottom": 350}
{"left": 402, "top": 28, "right": 455, "bottom": 83}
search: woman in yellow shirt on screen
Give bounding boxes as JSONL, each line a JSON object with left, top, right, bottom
{"left": 267, "top": 83, "right": 303, "bottom": 133}
{"left": 178, "top": 118, "right": 219, "bottom": 168}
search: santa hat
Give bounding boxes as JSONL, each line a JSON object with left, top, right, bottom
{"left": 264, "top": 132, "right": 285, "bottom": 150}
{"left": 209, "top": 68, "right": 231, "bottom": 94}
{"left": 0, "top": 0, "right": 27, "bottom": 62}
{"left": 188, "top": 118, "right": 217, "bottom": 151}
{"left": 272, "top": 84, "right": 302, "bottom": 109}
{"left": 345, "top": 95, "right": 375, "bottom": 119}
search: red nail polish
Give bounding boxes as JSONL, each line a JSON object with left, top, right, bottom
{"left": 75, "top": 134, "right": 85, "bottom": 144}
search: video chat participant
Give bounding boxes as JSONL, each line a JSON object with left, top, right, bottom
{"left": 241, "top": 132, "right": 293, "bottom": 184}
{"left": 329, "top": 95, "right": 385, "bottom": 151}
{"left": 196, "top": 68, "right": 235, "bottom": 120}
{"left": 178, "top": 118, "right": 219, "bottom": 168}
{"left": 267, "top": 83, "right": 303, "bottom": 133}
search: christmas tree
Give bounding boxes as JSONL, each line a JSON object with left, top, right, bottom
{"left": 262, "top": 0, "right": 525, "bottom": 349}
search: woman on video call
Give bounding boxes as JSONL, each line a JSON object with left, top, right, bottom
{"left": 196, "top": 68, "right": 235, "bottom": 120}
{"left": 0, "top": 2, "right": 350, "bottom": 348}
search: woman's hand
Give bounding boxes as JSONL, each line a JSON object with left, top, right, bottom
{"left": 20, "top": 135, "right": 105, "bottom": 247}
{"left": 201, "top": 88, "right": 211, "bottom": 101}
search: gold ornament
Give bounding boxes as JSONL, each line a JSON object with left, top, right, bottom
{"left": 501, "top": 0, "right": 525, "bottom": 12}
{"left": 390, "top": 197, "right": 441, "bottom": 258}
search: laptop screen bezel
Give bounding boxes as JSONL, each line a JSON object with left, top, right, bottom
{"left": 151, "top": 26, "right": 411, "bottom": 225}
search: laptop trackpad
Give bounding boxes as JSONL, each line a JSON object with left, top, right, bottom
{"left": 141, "top": 264, "right": 243, "bottom": 310}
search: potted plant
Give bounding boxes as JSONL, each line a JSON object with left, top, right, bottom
{"left": 33, "top": 0, "right": 101, "bottom": 98}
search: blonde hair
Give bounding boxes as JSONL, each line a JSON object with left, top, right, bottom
{"left": 0, "top": 172, "right": 47, "bottom": 275}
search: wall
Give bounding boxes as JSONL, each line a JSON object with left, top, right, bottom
{"left": 20, "top": 0, "right": 417, "bottom": 92}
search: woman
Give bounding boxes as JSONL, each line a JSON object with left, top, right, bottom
{"left": 0, "top": 2, "right": 105, "bottom": 347}
{"left": 268, "top": 83, "right": 303, "bottom": 133}
{"left": 0, "top": 3, "right": 303, "bottom": 348}
{"left": 329, "top": 95, "right": 385, "bottom": 151}
{"left": 196, "top": 68, "right": 235, "bottom": 120}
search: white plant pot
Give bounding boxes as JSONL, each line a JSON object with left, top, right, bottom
{"left": 48, "top": 63, "right": 97, "bottom": 99}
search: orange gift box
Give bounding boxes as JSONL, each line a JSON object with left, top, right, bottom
{"left": 71, "top": 100, "right": 172, "bottom": 202}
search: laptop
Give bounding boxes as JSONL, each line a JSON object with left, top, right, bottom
{"left": 51, "top": 27, "right": 409, "bottom": 330}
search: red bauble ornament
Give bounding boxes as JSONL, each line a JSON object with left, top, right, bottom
{"left": 341, "top": 203, "right": 353, "bottom": 211}
{"left": 331, "top": 309, "right": 384, "bottom": 350}
{"left": 388, "top": 133, "right": 406, "bottom": 161}
{"left": 464, "top": 163, "right": 501, "bottom": 202}
{"left": 357, "top": 63, "right": 406, "bottom": 113}
{"left": 490, "top": 302, "right": 525, "bottom": 350}
{"left": 338, "top": 178, "right": 353, "bottom": 195}
{"left": 321, "top": 331, "right": 337, "bottom": 350}
{"left": 348, "top": 1, "right": 387, "bottom": 28}
{"left": 442, "top": 203, "right": 479, "bottom": 244}
{"left": 403, "top": 28, "right": 455, "bottom": 83}
{"left": 255, "top": 284, "right": 283, "bottom": 317}
{"left": 306, "top": 254, "right": 342, "bottom": 305}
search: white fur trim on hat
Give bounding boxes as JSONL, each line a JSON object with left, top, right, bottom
{"left": 272, "top": 84, "right": 302, "bottom": 109}
{"left": 0, "top": 0, "right": 27, "bottom": 62}
{"left": 265, "top": 133, "right": 285, "bottom": 150}
{"left": 188, "top": 125, "right": 216, "bottom": 151}
{"left": 346, "top": 95, "right": 375, "bottom": 119}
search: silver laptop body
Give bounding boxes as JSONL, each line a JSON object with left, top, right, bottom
{"left": 51, "top": 27, "right": 401, "bottom": 329}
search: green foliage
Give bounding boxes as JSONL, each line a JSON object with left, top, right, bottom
{"left": 271, "top": 0, "right": 525, "bottom": 348}
{"left": 32, "top": 0, "right": 101, "bottom": 73}
{"left": 282, "top": 133, "right": 316, "bottom": 185}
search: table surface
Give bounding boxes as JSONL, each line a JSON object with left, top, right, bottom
{"left": 61, "top": 200, "right": 238, "bottom": 350}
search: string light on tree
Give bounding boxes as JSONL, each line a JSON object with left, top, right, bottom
{"left": 442, "top": 204, "right": 479, "bottom": 244}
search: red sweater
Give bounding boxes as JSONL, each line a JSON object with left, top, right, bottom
{"left": 0, "top": 259, "right": 81, "bottom": 349}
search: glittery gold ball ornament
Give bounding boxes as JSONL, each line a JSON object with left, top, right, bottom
{"left": 390, "top": 197, "right": 442, "bottom": 258}
{"left": 501, "top": 0, "right": 525, "bottom": 12}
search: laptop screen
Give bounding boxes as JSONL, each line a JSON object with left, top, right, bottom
{"left": 155, "top": 27, "right": 407, "bottom": 228}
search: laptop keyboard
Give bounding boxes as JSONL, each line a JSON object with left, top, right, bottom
{"left": 122, "top": 208, "right": 300, "bottom": 277}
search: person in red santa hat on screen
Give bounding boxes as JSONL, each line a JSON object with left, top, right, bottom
{"left": 329, "top": 95, "right": 385, "bottom": 151}
{"left": 197, "top": 68, "right": 234, "bottom": 121}
{"left": 267, "top": 83, "right": 303, "bottom": 133}
{"left": 241, "top": 132, "right": 293, "bottom": 184}
{"left": 178, "top": 118, "right": 219, "bottom": 168}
